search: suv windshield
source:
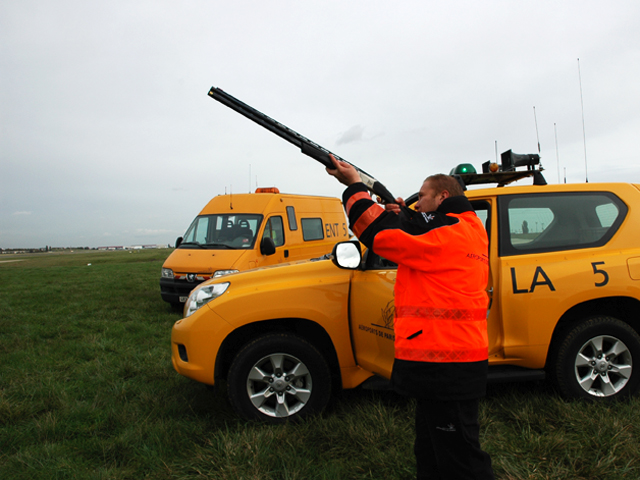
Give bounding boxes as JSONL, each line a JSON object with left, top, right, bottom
{"left": 181, "top": 214, "right": 263, "bottom": 249}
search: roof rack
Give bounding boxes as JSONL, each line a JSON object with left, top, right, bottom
{"left": 451, "top": 149, "right": 547, "bottom": 188}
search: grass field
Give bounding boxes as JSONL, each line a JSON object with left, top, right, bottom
{"left": 1, "top": 249, "right": 639, "bottom": 479}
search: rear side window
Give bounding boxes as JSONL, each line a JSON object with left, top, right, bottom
{"left": 301, "top": 218, "right": 324, "bottom": 241}
{"left": 286, "top": 206, "right": 298, "bottom": 231}
{"left": 262, "top": 216, "right": 285, "bottom": 247}
{"left": 498, "top": 192, "right": 627, "bottom": 256}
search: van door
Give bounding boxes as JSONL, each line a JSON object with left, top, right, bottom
{"left": 260, "top": 216, "right": 286, "bottom": 266}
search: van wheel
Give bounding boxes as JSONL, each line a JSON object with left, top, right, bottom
{"left": 227, "top": 333, "right": 331, "bottom": 423}
{"left": 552, "top": 316, "right": 640, "bottom": 399}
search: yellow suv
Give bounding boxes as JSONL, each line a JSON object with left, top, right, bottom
{"left": 171, "top": 158, "right": 640, "bottom": 422}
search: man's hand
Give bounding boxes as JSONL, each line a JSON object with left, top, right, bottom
{"left": 326, "top": 154, "right": 361, "bottom": 186}
{"left": 383, "top": 197, "right": 406, "bottom": 214}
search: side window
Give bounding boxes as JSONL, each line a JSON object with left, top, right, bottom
{"left": 498, "top": 192, "right": 627, "bottom": 256}
{"left": 596, "top": 203, "right": 619, "bottom": 228}
{"left": 301, "top": 218, "right": 324, "bottom": 241}
{"left": 508, "top": 207, "right": 554, "bottom": 247}
{"left": 471, "top": 200, "right": 491, "bottom": 236}
{"left": 184, "top": 216, "right": 209, "bottom": 244}
{"left": 286, "top": 206, "right": 298, "bottom": 231}
{"left": 262, "top": 216, "right": 285, "bottom": 247}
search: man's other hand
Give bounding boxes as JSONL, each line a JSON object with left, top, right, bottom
{"left": 383, "top": 197, "right": 406, "bottom": 214}
{"left": 326, "top": 154, "right": 361, "bottom": 186}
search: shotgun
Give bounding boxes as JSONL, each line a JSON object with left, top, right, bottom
{"left": 207, "top": 87, "right": 397, "bottom": 204}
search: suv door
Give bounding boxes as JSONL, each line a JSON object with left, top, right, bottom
{"left": 348, "top": 250, "right": 397, "bottom": 379}
{"left": 470, "top": 199, "right": 504, "bottom": 359}
{"left": 495, "top": 191, "right": 628, "bottom": 368}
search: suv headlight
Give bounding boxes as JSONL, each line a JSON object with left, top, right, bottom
{"left": 161, "top": 268, "right": 174, "bottom": 279}
{"left": 184, "top": 282, "right": 230, "bottom": 317}
{"left": 213, "top": 269, "right": 239, "bottom": 277}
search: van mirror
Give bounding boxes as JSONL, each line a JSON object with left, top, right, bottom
{"left": 331, "top": 241, "right": 362, "bottom": 269}
{"left": 175, "top": 237, "right": 183, "bottom": 248}
{"left": 260, "top": 237, "right": 276, "bottom": 256}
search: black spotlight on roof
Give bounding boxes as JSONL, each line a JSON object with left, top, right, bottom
{"left": 501, "top": 149, "right": 541, "bottom": 172}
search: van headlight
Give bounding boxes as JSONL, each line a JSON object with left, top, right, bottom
{"left": 162, "top": 268, "right": 174, "bottom": 279}
{"left": 184, "top": 282, "right": 230, "bottom": 317}
{"left": 213, "top": 269, "right": 239, "bottom": 277}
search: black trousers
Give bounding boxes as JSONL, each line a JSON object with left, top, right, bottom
{"left": 415, "top": 397, "right": 494, "bottom": 480}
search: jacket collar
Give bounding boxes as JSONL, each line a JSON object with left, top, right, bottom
{"left": 437, "top": 195, "right": 474, "bottom": 215}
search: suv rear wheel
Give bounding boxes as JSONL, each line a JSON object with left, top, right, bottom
{"left": 552, "top": 316, "right": 640, "bottom": 399}
{"left": 227, "top": 333, "right": 331, "bottom": 422}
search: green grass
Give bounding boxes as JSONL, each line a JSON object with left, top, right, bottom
{"left": 1, "top": 250, "right": 640, "bottom": 479}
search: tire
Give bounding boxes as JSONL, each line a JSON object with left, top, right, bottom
{"left": 551, "top": 316, "right": 640, "bottom": 400}
{"left": 227, "top": 333, "right": 331, "bottom": 423}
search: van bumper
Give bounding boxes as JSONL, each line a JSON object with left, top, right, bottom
{"left": 160, "top": 277, "right": 204, "bottom": 305}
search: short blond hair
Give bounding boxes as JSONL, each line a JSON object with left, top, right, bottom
{"left": 424, "top": 174, "right": 464, "bottom": 197}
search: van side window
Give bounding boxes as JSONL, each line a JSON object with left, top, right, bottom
{"left": 498, "top": 192, "right": 627, "bottom": 256}
{"left": 286, "top": 206, "right": 298, "bottom": 231}
{"left": 262, "top": 216, "right": 285, "bottom": 247}
{"left": 301, "top": 218, "right": 324, "bottom": 241}
{"left": 189, "top": 216, "right": 209, "bottom": 244}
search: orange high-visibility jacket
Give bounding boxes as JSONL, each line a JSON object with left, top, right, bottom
{"left": 344, "top": 183, "right": 489, "bottom": 364}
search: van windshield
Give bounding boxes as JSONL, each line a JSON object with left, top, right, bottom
{"left": 181, "top": 214, "right": 263, "bottom": 249}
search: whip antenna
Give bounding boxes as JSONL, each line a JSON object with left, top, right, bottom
{"left": 578, "top": 58, "right": 589, "bottom": 183}
{"left": 533, "top": 106, "right": 541, "bottom": 154}
{"left": 554, "top": 123, "right": 560, "bottom": 184}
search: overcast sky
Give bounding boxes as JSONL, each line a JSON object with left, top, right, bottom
{"left": 2, "top": 1, "right": 639, "bottom": 248}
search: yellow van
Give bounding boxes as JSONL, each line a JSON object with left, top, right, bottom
{"left": 160, "top": 188, "right": 349, "bottom": 307}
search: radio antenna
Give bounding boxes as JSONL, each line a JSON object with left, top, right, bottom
{"left": 554, "top": 123, "right": 560, "bottom": 184}
{"left": 578, "top": 58, "right": 589, "bottom": 183}
{"left": 533, "top": 106, "right": 541, "bottom": 154}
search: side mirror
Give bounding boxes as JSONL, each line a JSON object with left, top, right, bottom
{"left": 175, "top": 237, "right": 183, "bottom": 248}
{"left": 260, "top": 237, "right": 276, "bottom": 256}
{"left": 331, "top": 241, "right": 362, "bottom": 269}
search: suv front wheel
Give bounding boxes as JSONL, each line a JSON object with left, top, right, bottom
{"left": 552, "top": 316, "right": 640, "bottom": 399}
{"left": 227, "top": 333, "right": 331, "bottom": 422}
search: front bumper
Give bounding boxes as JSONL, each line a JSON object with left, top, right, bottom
{"left": 160, "top": 277, "right": 204, "bottom": 305}
{"left": 171, "top": 306, "right": 234, "bottom": 386}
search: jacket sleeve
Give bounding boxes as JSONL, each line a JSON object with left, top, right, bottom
{"left": 342, "top": 183, "right": 446, "bottom": 253}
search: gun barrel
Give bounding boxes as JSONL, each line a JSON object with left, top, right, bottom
{"left": 207, "top": 86, "right": 396, "bottom": 204}
{"left": 208, "top": 87, "right": 343, "bottom": 168}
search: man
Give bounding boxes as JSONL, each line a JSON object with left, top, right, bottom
{"left": 327, "top": 155, "right": 494, "bottom": 480}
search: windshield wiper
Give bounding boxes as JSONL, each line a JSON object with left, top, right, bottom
{"left": 179, "top": 242, "right": 206, "bottom": 249}
{"left": 201, "top": 243, "right": 231, "bottom": 248}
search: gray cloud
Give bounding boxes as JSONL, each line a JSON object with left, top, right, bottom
{"left": 336, "top": 125, "right": 365, "bottom": 145}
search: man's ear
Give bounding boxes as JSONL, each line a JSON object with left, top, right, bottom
{"left": 440, "top": 190, "right": 451, "bottom": 201}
